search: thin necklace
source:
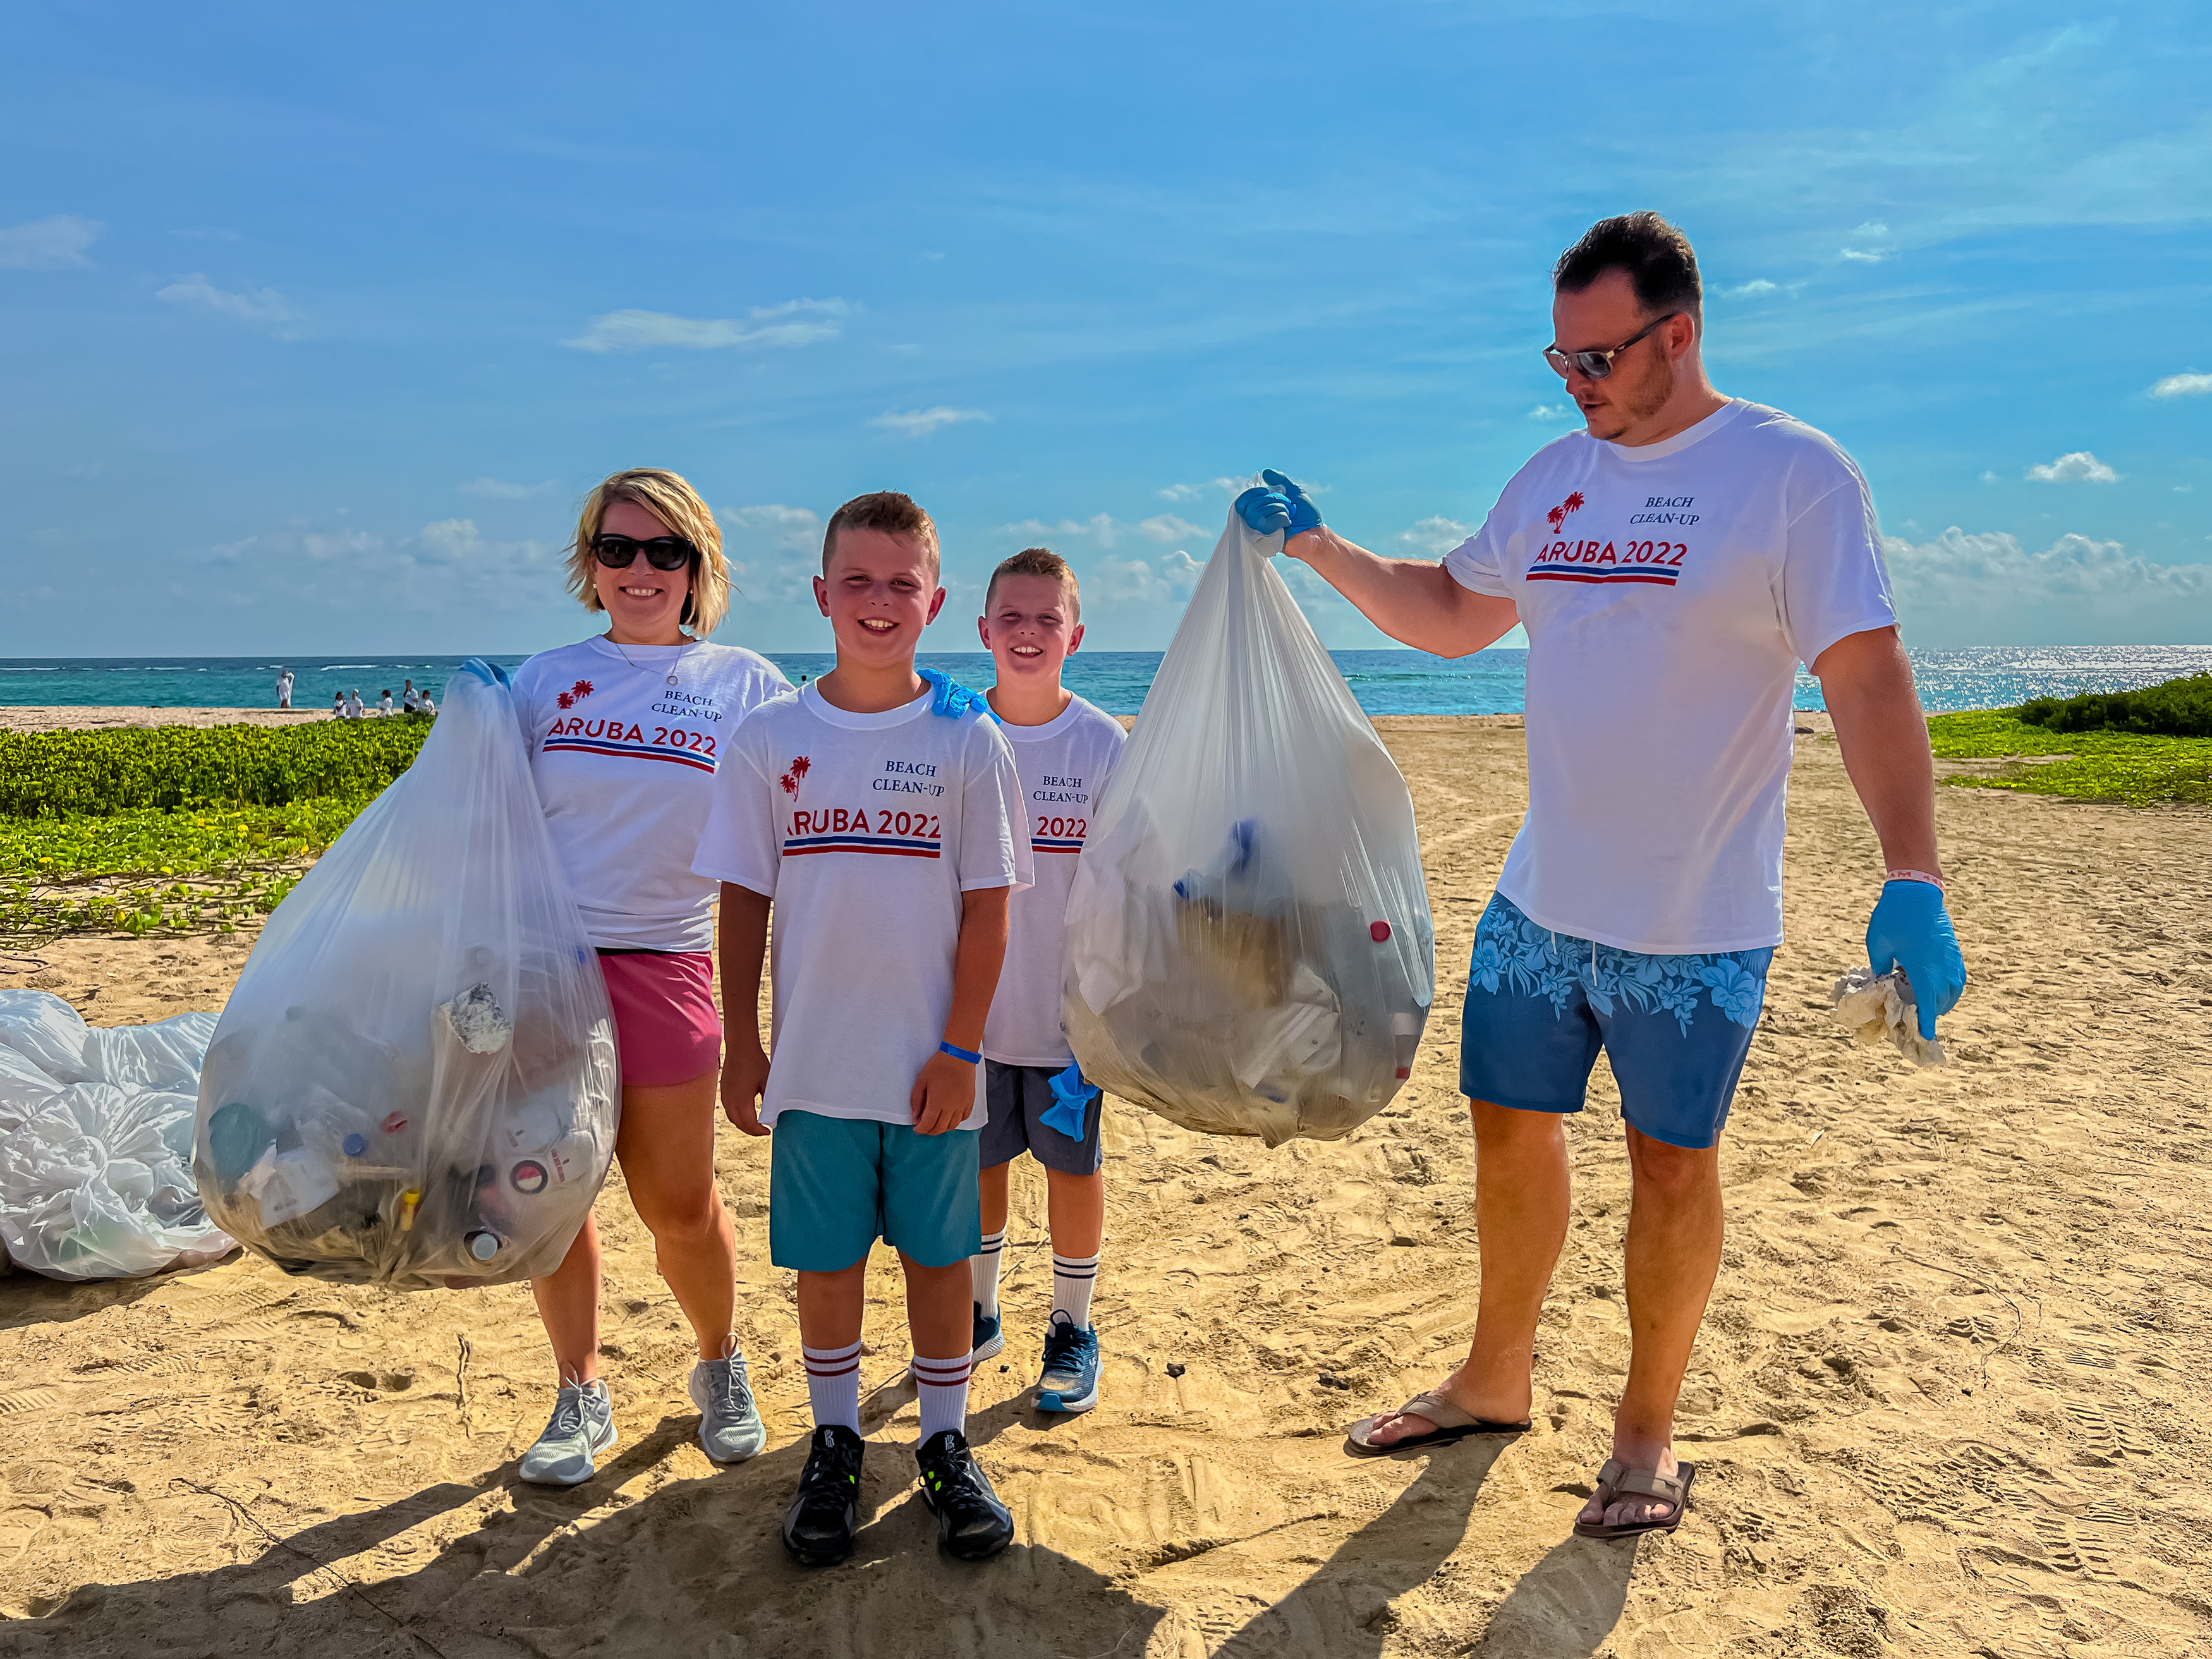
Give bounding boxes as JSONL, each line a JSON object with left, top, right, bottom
{"left": 607, "top": 633, "right": 692, "bottom": 687}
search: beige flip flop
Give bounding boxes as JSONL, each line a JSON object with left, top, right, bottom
{"left": 1344, "top": 1389, "right": 1531, "bottom": 1457}
{"left": 1572, "top": 1457, "right": 1697, "bottom": 1539}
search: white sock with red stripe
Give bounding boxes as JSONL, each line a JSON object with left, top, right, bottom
{"left": 911, "top": 1352, "right": 972, "bottom": 1440}
{"left": 803, "top": 1339, "right": 863, "bottom": 1432}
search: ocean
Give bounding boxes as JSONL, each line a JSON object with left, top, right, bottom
{"left": 3, "top": 645, "right": 2208, "bottom": 719}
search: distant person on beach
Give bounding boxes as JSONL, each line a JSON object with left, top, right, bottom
{"left": 969, "top": 549, "right": 1124, "bottom": 1418}
{"left": 377, "top": 689, "right": 393, "bottom": 717}
{"left": 343, "top": 688, "right": 364, "bottom": 719}
{"left": 698, "top": 490, "right": 1028, "bottom": 1566}
{"left": 509, "top": 468, "right": 790, "bottom": 1487}
{"left": 276, "top": 668, "right": 293, "bottom": 709}
{"left": 401, "top": 678, "right": 418, "bottom": 712}
{"left": 1251, "top": 211, "right": 1966, "bottom": 1539}
{"left": 418, "top": 689, "right": 435, "bottom": 716}
{"left": 330, "top": 690, "right": 343, "bottom": 719}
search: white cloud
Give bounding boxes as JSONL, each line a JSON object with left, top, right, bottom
{"left": 458, "top": 477, "right": 556, "bottom": 499}
{"left": 1839, "top": 222, "right": 1893, "bottom": 264}
{"left": 871, "top": 406, "right": 990, "bottom": 438}
{"left": 1157, "top": 478, "right": 1247, "bottom": 502}
{"left": 1980, "top": 471, "right": 2002, "bottom": 484}
{"left": 1138, "top": 514, "right": 1205, "bottom": 544}
{"left": 1850, "top": 221, "right": 1890, "bottom": 239}
{"left": 718, "top": 502, "right": 823, "bottom": 602}
{"left": 1723, "top": 279, "right": 1778, "bottom": 298}
{"left": 1398, "top": 516, "right": 1474, "bottom": 557}
{"left": 1527, "top": 403, "right": 1572, "bottom": 421}
{"left": 1088, "top": 550, "right": 1203, "bottom": 604}
{"left": 1884, "top": 526, "right": 2212, "bottom": 645}
{"left": 0, "top": 214, "right": 101, "bottom": 269}
{"left": 564, "top": 298, "right": 851, "bottom": 353}
{"left": 998, "top": 513, "right": 1123, "bottom": 548}
{"left": 155, "top": 273, "right": 300, "bottom": 332}
{"left": 1839, "top": 248, "right": 1888, "bottom": 264}
{"left": 2151, "top": 372, "right": 2212, "bottom": 398}
{"left": 2025, "top": 450, "right": 2120, "bottom": 483}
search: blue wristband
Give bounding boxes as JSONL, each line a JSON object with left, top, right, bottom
{"left": 939, "top": 1040, "right": 981, "bottom": 1064}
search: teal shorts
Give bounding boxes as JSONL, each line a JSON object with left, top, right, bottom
{"left": 768, "top": 1110, "right": 983, "bottom": 1271}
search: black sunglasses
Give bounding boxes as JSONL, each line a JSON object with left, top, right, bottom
{"left": 1543, "top": 312, "right": 1680, "bottom": 380}
{"left": 592, "top": 533, "right": 697, "bottom": 572}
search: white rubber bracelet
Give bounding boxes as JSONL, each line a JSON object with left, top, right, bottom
{"left": 1885, "top": 868, "right": 1945, "bottom": 890}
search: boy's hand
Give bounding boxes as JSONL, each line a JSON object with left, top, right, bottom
{"left": 910, "top": 1050, "right": 976, "bottom": 1136}
{"left": 721, "top": 1042, "right": 772, "bottom": 1136}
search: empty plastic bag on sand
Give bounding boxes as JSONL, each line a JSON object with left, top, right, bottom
{"left": 0, "top": 995, "right": 234, "bottom": 1279}
{"left": 1063, "top": 503, "right": 1435, "bottom": 1146}
{"left": 193, "top": 660, "right": 618, "bottom": 1289}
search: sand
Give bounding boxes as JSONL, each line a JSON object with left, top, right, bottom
{"left": 0, "top": 707, "right": 332, "bottom": 732}
{"left": 2, "top": 714, "right": 2209, "bottom": 1657}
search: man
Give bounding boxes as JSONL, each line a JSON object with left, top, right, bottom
{"left": 1244, "top": 212, "right": 1965, "bottom": 1539}
{"left": 276, "top": 667, "right": 294, "bottom": 710}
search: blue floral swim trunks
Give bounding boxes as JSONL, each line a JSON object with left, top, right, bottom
{"left": 1458, "top": 892, "right": 1773, "bottom": 1150}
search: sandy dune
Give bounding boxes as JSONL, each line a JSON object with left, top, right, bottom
{"left": 2, "top": 715, "right": 2208, "bottom": 1657}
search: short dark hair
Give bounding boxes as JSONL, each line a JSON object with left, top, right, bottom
{"left": 821, "top": 490, "right": 940, "bottom": 576}
{"left": 986, "top": 546, "right": 1080, "bottom": 619}
{"left": 1553, "top": 212, "right": 1702, "bottom": 319}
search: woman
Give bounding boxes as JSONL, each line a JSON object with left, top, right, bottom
{"left": 511, "top": 467, "right": 791, "bottom": 1485}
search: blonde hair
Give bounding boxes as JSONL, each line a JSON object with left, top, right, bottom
{"left": 566, "top": 467, "right": 732, "bottom": 637}
{"left": 821, "top": 490, "right": 940, "bottom": 577}
{"left": 987, "top": 546, "right": 1080, "bottom": 621}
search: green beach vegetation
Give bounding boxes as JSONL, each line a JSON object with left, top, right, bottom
{"left": 1926, "top": 673, "right": 2212, "bottom": 806}
{"left": 0, "top": 720, "right": 428, "bottom": 939}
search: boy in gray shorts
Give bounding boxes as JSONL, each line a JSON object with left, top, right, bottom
{"left": 969, "top": 549, "right": 1126, "bottom": 1412}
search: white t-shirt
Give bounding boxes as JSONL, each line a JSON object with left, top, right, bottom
{"left": 1444, "top": 399, "right": 1896, "bottom": 954}
{"left": 981, "top": 694, "right": 1127, "bottom": 1067}
{"left": 693, "top": 683, "right": 1033, "bottom": 1129}
{"left": 515, "top": 636, "right": 790, "bottom": 951}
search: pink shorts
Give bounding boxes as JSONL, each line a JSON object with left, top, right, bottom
{"left": 596, "top": 950, "right": 722, "bottom": 1088}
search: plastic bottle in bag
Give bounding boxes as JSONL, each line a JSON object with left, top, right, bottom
{"left": 192, "top": 660, "right": 619, "bottom": 1289}
{"left": 1062, "top": 502, "right": 1435, "bottom": 1145}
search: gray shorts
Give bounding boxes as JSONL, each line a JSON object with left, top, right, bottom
{"left": 979, "top": 1061, "right": 1103, "bottom": 1177}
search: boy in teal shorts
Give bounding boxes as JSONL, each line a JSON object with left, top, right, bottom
{"left": 697, "top": 491, "right": 1033, "bottom": 1566}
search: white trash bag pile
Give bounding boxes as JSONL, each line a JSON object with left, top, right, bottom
{"left": 193, "top": 660, "right": 619, "bottom": 1290}
{"left": 1064, "top": 504, "right": 1436, "bottom": 1146}
{"left": 0, "top": 993, "right": 236, "bottom": 1280}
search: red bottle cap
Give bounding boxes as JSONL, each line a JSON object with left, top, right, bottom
{"left": 1370, "top": 920, "right": 1392, "bottom": 942}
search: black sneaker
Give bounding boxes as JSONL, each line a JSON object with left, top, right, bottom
{"left": 914, "top": 1429, "right": 1014, "bottom": 1561}
{"left": 782, "top": 1425, "right": 865, "bottom": 1567}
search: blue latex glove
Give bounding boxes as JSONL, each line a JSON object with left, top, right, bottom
{"left": 1042, "top": 1062, "right": 1100, "bottom": 1139}
{"left": 1865, "top": 880, "right": 1966, "bottom": 1040}
{"left": 1233, "top": 470, "right": 1325, "bottom": 539}
{"left": 1262, "top": 468, "right": 1325, "bottom": 537}
{"left": 917, "top": 667, "right": 993, "bottom": 720}
{"left": 458, "top": 656, "right": 512, "bottom": 687}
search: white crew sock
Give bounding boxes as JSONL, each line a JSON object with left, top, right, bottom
{"left": 802, "top": 1339, "right": 862, "bottom": 1432}
{"left": 1052, "top": 1251, "right": 1100, "bottom": 1330}
{"left": 971, "top": 1230, "right": 1006, "bottom": 1318}
{"left": 911, "top": 1352, "right": 971, "bottom": 1440}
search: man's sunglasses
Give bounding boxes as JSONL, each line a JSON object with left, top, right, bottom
{"left": 592, "top": 534, "right": 698, "bottom": 572}
{"left": 1543, "top": 312, "right": 1680, "bottom": 380}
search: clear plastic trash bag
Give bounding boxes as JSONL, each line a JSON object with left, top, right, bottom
{"left": 1062, "top": 504, "right": 1435, "bottom": 1145}
{"left": 0, "top": 995, "right": 234, "bottom": 1278}
{"left": 193, "top": 660, "right": 619, "bottom": 1289}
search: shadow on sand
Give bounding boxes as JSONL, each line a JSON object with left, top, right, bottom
{"left": 12, "top": 1411, "right": 1166, "bottom": 1659}
{"left": 1207, "top": 1440, "right": 1634, "bottom": 1659}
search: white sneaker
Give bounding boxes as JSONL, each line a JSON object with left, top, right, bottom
{"left": 519, "top": 1377, "right": 617, "bottom": 1485}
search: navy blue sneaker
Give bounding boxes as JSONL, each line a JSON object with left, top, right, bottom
{"left": 1036, "top": 1311, "right": 1100, "bottom": 1413}
{"left": 971, "top": 1302, "right": 1006, "bottom": 1364}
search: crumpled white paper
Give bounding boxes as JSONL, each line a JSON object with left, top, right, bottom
{"left": 1830, "top": 968, "right": 1946, "bottom": 1068}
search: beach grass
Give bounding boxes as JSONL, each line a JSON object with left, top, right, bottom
{"left": 0, "top": 722, "right": 426, "bottom": 940}
{"left": 1928, "top": 709, "right": 2212, "bottom": 806}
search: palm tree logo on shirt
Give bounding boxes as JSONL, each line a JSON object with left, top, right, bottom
{"left": 1545, "top": 491, "right": 1587, "bottom": 532}
{"left": 556, "top": 678, "right": 596, "bottom": 711}
{"left": 779, "top": 755, "right": 811, "bottom": 796}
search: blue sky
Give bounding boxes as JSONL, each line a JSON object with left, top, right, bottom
{"left": 3, "top": 1, "right": 2207, "bottom": 659}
